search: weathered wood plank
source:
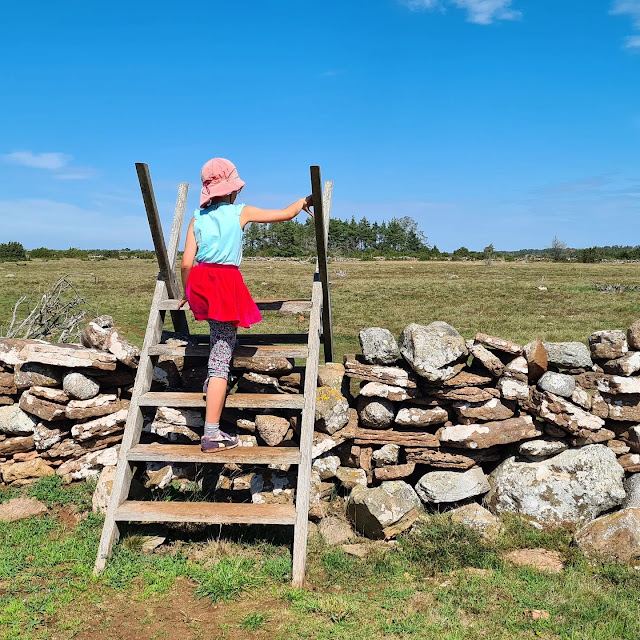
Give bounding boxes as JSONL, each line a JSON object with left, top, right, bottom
{"left": 94, "top": 278, "right": 169, "bottom": 574}
{"left": 311, "top": 167, "right": 333, "bottom": 363}
{"left": 167, "top": 181, "right": 190, "bottom": 334}
{"left": 161, "top": 332, "right": 310, "bottom": 345}
{"left": 292, "top": 277, "right": 323, "bottom": 587}
{"left": 127, "top": 443, "right": 301, "bottom": 465}
{"left": 149, "top": 344, "right": 308, "bottom": 359}
{"left": 158, "top": 298, "right": 312, "bottom": 312}
{"left": 138, "top": 391, "right": 305, "bottom": 410}
{"left": 115, "top": 500, "right": 297, "bottom": 525}
{"left": 135, "top": 163, "right": 180, "bottom": 300}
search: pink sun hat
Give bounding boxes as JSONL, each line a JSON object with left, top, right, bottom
{"left": 200, "top": 158, "right": 245, "bottom": 208}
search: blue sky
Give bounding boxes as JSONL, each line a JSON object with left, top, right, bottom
{"left": 1, "top": 0, "right": 639, "bottom": 252}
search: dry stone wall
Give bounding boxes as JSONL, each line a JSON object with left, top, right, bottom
{"left": 313, "top": 321, "right": 640, "bottom": 559}
{"left": 2, "top": 315, "right": 640, "bottom": 561}
{"left": 0, "top": 316, "right": 139, "bottom": 485}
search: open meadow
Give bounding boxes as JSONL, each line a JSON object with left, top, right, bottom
{"left": 1, "top": 258, "right": 640, "bottom": 356}
{"left": 3, "top": 258, "right": 640, "bottom": 640}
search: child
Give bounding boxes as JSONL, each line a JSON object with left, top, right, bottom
{"left": 180, "top": 158, "right": 313, "bottom": 452}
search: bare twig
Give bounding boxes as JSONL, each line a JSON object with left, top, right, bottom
{"left": 1, "top": 275, "right": 92, "bottom": 342}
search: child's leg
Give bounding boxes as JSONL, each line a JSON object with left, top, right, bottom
{"left": 202, "top": 320, "right": 238, "bottom": 451}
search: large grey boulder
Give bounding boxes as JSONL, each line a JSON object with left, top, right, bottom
{"left": 63, "top": 372, "right": 99, "bottom": 400}
{"left": 359, "top": 328, "right": 401, "bottom": 365}
{"left": 399, "top": 322, "right": 467, "bottom": 382}
{"left": 0, "top": 404, "right": 38, "bottom": 436}
{"left": 537, "top": 371, "right": 575, "bottom": 398}
{"left": 415, "top": 467, "right": 490, "bottom": 504}
{"left": 574, "top": 508, "right": 640, "bottom": 564}
{"left": 543, "top": 342, "right": 593, "bottom": 370}
{"left": 347, "top": 480, "right": 421, "bottom": 539}
{"left": 486, "top": 445, "right": 625, "bottom": 527}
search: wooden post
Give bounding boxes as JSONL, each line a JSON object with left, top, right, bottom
{"left": 310, "top": 166, "right": 334, "bottom": 363}
{"left": 136, "top": 163, "right": 189, "bottom": 334}
{"left": 94, "top": 277, "right": 169, "bottom": 574}
{"left": 167, "top": 182, "right": 190, "bottom": 335}
{"left": 135, "top": 163, "right": 181, "bottom": 300}
{"left": 291, "top": 274, "right": 323, "bottom": 587}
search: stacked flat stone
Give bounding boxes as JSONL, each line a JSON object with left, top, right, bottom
{"left": 0, "top": 321, "right": 139, "bottom": 486}
{"left": 325, "top": 320, "right": 640, "bottom": 541}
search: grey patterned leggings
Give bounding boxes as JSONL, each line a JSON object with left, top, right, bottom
{"left": 207, "top": 319, "right": 237, "bottom": 381}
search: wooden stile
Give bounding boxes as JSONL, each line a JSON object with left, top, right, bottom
{"left": 94, "top": 164, "right": 334, "bottom": 588}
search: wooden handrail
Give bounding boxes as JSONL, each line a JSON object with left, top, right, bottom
{"left": 310, "top": 166, "right": 334, "bottom": 363}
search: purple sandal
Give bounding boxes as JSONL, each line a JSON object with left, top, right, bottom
{"left": 201, "top": 431, "right": 239, "bottom": 452}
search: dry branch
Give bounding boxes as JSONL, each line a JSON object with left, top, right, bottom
{"left": 2, "top": 274, "right": 93, "bottom": 343}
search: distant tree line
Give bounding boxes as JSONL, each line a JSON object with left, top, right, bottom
{"left": 3, "top": 226, "right": 640, "bottom": 263}
{"left": 244, "top": 215, "right": 439, "bottom": 258}
{"left": 0, "top": 243, "right": 155, "bottom": 262}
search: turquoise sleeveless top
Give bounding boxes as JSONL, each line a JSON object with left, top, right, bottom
{"left": 193, "top": 203, "right": 244, "bottom": 266}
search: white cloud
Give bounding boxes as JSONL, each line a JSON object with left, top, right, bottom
{"left": 611, "top": 1, "right": 640, "bottom": 48}
{"left": 451, "top": 0, "right": 521, "bottom": 24}
{"left": 403, "top": 0, "right": 441, "bottom": 9}
{"left": 401, "top": 0, "right": 520, "bottom": 24}
{"left": 611, "top": 0, "right": 640, "bottom": 28}
{"left": 55, "top": 167, "right": 98, "bottom": 180}
{"left": 2, "top": 150, "right": 96, "bottom": 179}
{"left": 624, "top": 34, "right": 640, "bottom": 48}
{"left": 3, "top": 151, "right": 72, "bottom": 170}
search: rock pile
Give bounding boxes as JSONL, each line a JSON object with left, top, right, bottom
{"left": 310, "top": 322, "right": 639, "bottom": 543}
{"left": 0, "top": 316, "right": 137, "bottom": 485}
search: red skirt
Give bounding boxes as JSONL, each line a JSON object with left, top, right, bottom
{"left": 185, "top": 263, "right": 262, "bottom": 328}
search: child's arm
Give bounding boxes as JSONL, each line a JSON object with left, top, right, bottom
{"left": 178, "top": 219, "right": 197, "bottom": 306}
{"left": 239, "top": 196, "right": 313, "bottom": 229}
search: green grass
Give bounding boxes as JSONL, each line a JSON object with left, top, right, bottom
{"left": 2, "top": 258, "right": 640, "bottom": 362}
{"left": 2, "top": 478, "right": 640, "bottom": 639}
{"left": 2, "top": 260, "right": 640, "bottom": 638}
{"left": 241, "top": 611, "right": 269, "bottom": 630}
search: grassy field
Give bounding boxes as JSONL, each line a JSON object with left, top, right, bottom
{"left": 1, "top": 258, "right": 640, "bottom": 360}
{"left": 2, "top": 259, "right": 640, "bottom": 638}
{"left": 2, "top": 476, "right": 640, "bottom": 640}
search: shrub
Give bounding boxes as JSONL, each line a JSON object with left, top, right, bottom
{"left": 0, "top": 241, "right": 27, "bottom": 262}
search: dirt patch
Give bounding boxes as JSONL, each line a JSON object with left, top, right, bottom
{"left": 69, "top": 578, "right": 288, "bottom": 640}
{"left": 56, "top": 504, "right": 85, "bottom": 530}
{"left": 503, "top": 548, "right": 564, "bottom": 574}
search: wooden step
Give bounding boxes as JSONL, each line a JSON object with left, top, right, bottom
{"left": 169, "top": 332, "right": 310, "bottom": 345}
{"left": 138, "top": 391, "right": 305, "bottom": 409}
{"left": 158, "top": 298, "right": 311, "bottom": 312}
{"left": 149, "top": 343, "right": 308, "bottom": 359}
{"left": 114, "top": 500, "right": 297, "bottom": 525}
{"left": 128, "top": 443, "right": 301, "bottom": 465}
